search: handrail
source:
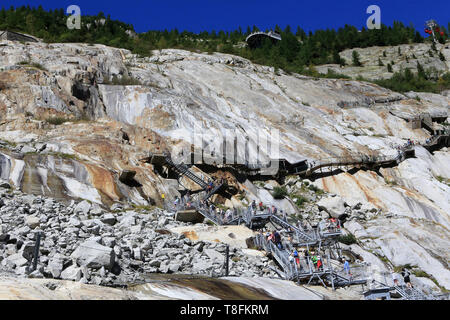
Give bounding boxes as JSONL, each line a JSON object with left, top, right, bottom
{"left": 166, "top": 195, "right": 245, "bottom": 226}
{"left": 164, "top": 155, "right": 209, "bottom": 189}
{"left": 306, "top": 146, "right": 412, "bottom": 172}
{"left": 393, "top": 285, "right": 432, "bottom": 300}
{"left": 269, "top": 214, "right": 318, "bottom": 243}
{"left": 245, "top": 31, "right": 282, "bottom": 42}
{"left": 202, "top": 183, "right": 223, "bottom": 202}
{"left": 367, "top": 279, "right": 439, "bottom": 300}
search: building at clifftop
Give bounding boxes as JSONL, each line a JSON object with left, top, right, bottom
{"left": 0, "top": 30, "right": 39, "bottom": 43}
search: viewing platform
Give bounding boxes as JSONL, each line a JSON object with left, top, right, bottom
{"left": 245, "top": 31, "right": 282, "bottom": 48}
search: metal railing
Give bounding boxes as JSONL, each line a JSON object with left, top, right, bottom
{"left": 269, "top": 214, "right": 318, "bottom": 243}
{"left": 328, "top": 260, "right": 368, "bottom": 285}
{"left": 164, "top": 154, "right": 209, "bottom": 189}
{"left": 245, "top": 31, "right": 282, "bottom": 42}
{"left": 202, "top": 183, "right": 223, "bottom": 202}
{"left": 254, "top": 233, "right": 296, "bottom": 280}
{"left": 254, "top": 232, "right": 369, "bottom": 287}
{"left": 392, "top": 285, "right": 432, "bottom": 300}
{"left": 318, "top": 219, "right": 342, "bottom": 238}
{"left": 166, "top": 196, "right": 245, "bottom": 226}
{"left": 254, "top": 233, "right": 332, "bottom": 281}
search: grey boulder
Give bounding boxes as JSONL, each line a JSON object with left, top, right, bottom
{"left": 71, "top": 240, "right": 115, "bottom": 270}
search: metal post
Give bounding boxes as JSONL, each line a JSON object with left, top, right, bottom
{"left": 32, "top": 231, "right": 42, "bottom": 272}
{"left": 225, "top": 245, "right": 229, "bottom": 276}
{"left": 328, "top": 251, "right": 335, "bottom": 291}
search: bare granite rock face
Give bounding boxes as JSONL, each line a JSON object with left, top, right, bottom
{"left": 0, "top": 40, "right": 449, "bottom": 293}
{"left": 317, "top": 42, "right": 450, "bottom": 80}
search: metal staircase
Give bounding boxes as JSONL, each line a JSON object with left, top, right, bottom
{"left": 195, "top": 203, "right": 223, "bottom": 225}
{"left": 164, "top": 155, "right": 209, "bottom": 189}
{"left": 367, "top": 279, "right": 439, "bottom": 300}
{"left": 393, "top": 285, "right": 432, "bottom": 300}
{"left": 254, "top": 232, "right": 367, "bottom": 289}
{"left": 203, "top": 183, "right": 223, "bottom": 202}
{"left": 254, "top": 233, "right": 299, "bottom": 281}
{"left": 269, "top": 214, "right": 318, "bottom": 244}
{"left": 420, "top": 114, "right": 434, "bottom": 134}
{"left": 174, "top": 199, "right": 244, "bottom": 226}
{"left": 163, "top": 154, "right": 226, "bottom": 206}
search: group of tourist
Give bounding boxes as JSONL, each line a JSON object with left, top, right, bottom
{"left": 258, "top": 225, "right": 348, "bottom": 275}
{"left": 173, "top": 191, "right": 192, "bottom": 208}
{"left": 206, "top": 178, "right": 226, "bottom": 193}
{"left": 250, "top": 200, "right": 287, "bottom": 221}
{"left": 265, "top": 230, "right": 283, "bottom": 250}
{"left": 288, "top": 249, "right": 329, "bottom": 273}
{"left": 405, "top": 138, "right": 417, "bottom": 147}
{"left": 294, "top": 217, "right": 340, "bottom": 234}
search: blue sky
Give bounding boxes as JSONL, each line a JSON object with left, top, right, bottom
{"left": 1, "top": 0, "right": 449, "bottom": 34}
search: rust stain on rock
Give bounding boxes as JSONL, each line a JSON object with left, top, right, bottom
{"left": 0, "top": 102, "right": 6, "bottom": 120}
{"left": 73, "top": 139, "right": 124, "bottom": 163}
{"left": 84, "top": 163, "right": 120, "bottom": 202}
{"left": 321, "top": 176, "right": 330, "bottom": 192}
{"left": 135, "top": 107, "right": 175, "bottom": 131}
{"left": 182, "top": 231, "right": 199, "bottom": 241}
{"left": 348, "top": 174, "right": 384, "bottom": 208}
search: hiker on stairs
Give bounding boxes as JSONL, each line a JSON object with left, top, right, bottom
{"left": 289, "top": 249, "right": 300, "bottom": 268}
{"left": 317, "top": 255, "right": 323, "bottom": 271}
{"left": 289, "top": 251, "right": 295, "bottom": 266}
{"left": 271, "top": 205, "right": 277, "bottom": 215}
{"left": 281, "top": 209, "right": 287, "bottom": 221}
{"left": 293, "top": 249, "right": 300, "bottom": 267}
{"left": 311, "top": 253, "right": 318, "bottom": 271}
{"left": 392, "top": 272, "right": 400, "bottom": 286}
{"left": 401, "top": 268, "right": 413, "bottom": 289}
{"left": 343, "top": 259, "right": 351, "bottom": 276}
{"left": 273, "top": 230, "right": 283, "bottom": 250}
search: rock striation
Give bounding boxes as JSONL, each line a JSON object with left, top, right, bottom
{"left": 0, "top": 39, "right": 449, "bottom": 294}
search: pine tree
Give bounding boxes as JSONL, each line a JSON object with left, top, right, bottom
{"left": 387, "top": 63, "right": 393, "bottom": 72}
{"left": 404, "top": 68, "right": 413, "bottom": 82}
{"left": 352, "top": 50, "right": 362, "bottom": 66}
{"left": 378, "top": 57, "right": 384, "bottom": 66}
{"left": 413, "top": 31, "right": 423, "bottom": 43}
{"left": 333, "top": 51, "right": 345, "bottom": 66}
{"left": 417, "top": 62, "right": 427, "bottom": 79}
